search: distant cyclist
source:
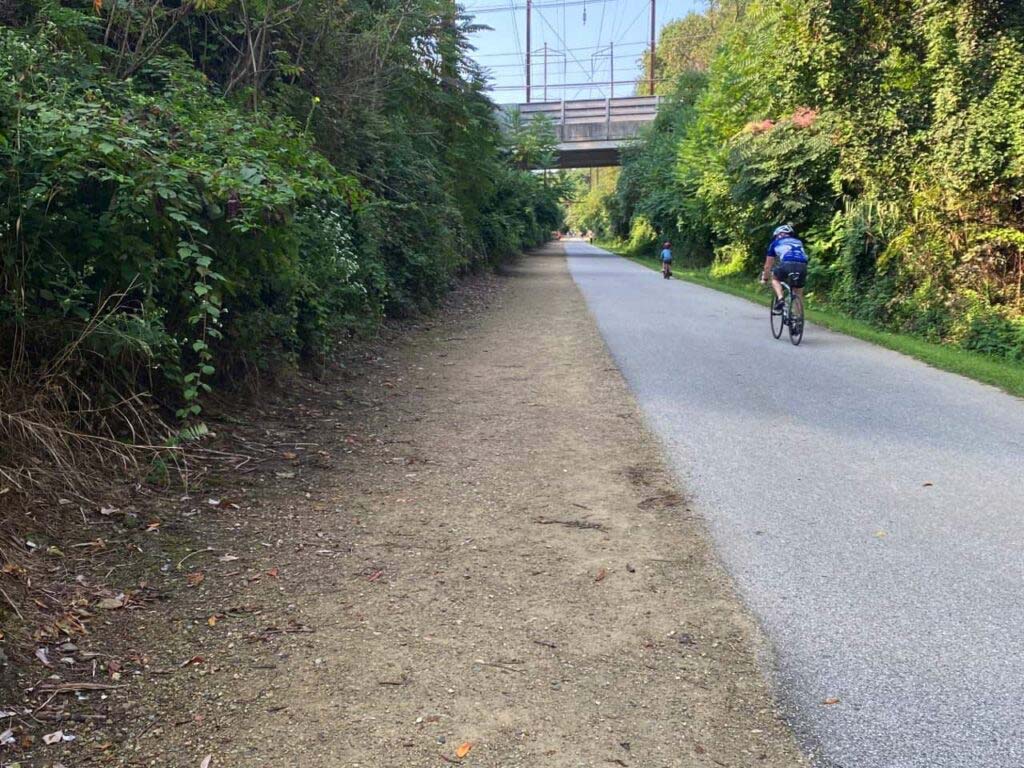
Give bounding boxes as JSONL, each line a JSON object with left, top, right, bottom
{"left": 660, "top": 241, "right": 673, "bottom": 279}
{"left": 761, "top": 224, "right": 807, "bottom": 310}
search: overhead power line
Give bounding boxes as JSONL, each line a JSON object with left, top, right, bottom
{"left": 464, "top": 0, "right": 618, "bottom": 14}
{"left": 476, "top": 41, "right": 648, "bottom": 58}
{"left": 507, "top": 0, "right": 525, "bottom": 84}
{"left": 616, "top": 0, "right": 652, "bottom": 41}
{"left": 483, "top": 51, "right": 645, "bottom": 69}
{"left": 534, "top": 6, "right": 603, "bottom": 96}
{"left": 487, "top": 77, "right": 672, "bottom": 92}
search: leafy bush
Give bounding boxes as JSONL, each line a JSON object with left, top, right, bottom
{"left": 0, "top": 0, "right": 564, "bottom": 495}
{"left": 0, "top": 26, "right": 365, "bottom": 413}
{"left": 603, "top": 0, "right": 1024, "bottom": 364}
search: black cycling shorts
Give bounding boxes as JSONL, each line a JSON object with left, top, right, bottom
{"left": 772, "top": 261, "right": 807, "bottom": 288}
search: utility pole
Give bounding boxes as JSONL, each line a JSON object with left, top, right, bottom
{"left": 525, "top": 0, "right": 532, "bottom": 103}
{"left": 543, "top": 42, "right": 548, "bottom": 102}
{"left": 648, "top": 0, "right": 656, "bottom": 96}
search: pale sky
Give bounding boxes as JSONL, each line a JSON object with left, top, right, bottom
{"left": 464, "top": 0, "right": 704, "bottom": 105}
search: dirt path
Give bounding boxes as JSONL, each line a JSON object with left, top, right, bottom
{"left": 90, "top": 246, "right": 806, "bottom": 767}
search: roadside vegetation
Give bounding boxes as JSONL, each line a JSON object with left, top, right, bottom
{"left": 0, "top": 0, "right": 569, "bottom": 698}
{"left": 0, "top": 0, "right": 565, "bottom": 502}
{"left": 573, "top": 0, "right": 1024, "bottom": 375}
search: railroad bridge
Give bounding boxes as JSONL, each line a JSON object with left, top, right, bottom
{"left": 505, "top": 95, "right": 661, "bottom": 168}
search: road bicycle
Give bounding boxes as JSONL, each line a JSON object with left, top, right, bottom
{"left": 764, "top": 276, "right": 805, "bottom": 346}
{"left": 662, "top": 261, "right": 672, "bottom": 279}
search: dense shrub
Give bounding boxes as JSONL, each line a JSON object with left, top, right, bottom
{"left": 601, "top": 0, "right": 1024, "bottom": 362}
{"left": 0, "top": 0, "right": 563, "bottom": 432}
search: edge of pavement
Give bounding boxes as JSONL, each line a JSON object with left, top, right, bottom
{"left": 561, "top": 240, "right": 832, "bottom": 767}
{"left": 32, "top": 240, "right": 817, "bottom": 767}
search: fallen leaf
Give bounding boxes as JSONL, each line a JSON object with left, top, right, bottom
{"left": 218, "top": 554, "right": 240, "bottom": 563}
{"left": 922, "top": 482, "right": 933, "bottom": 487}
{"left": 180, "top": 655, "right": 205, "bottom": 668}
{"left": 823, "top": 697, "right": 841, "bottom": 705}
{"left": 267, "top": 567, "right": 279, "bottom": 579}
{"left": 200, "top": 755, "right": 213, "bottom": 768}
{"left": 275, "top": 471, "right": 295, "bottom": 479}
{"left": 145, "top": 520, "right": 160, "bottom": 532}
{"left": 35, "top": 647, "right": 52, "bottom": 666}
{"left": 187, "top": 572, "right": 205, "bottom": 587}
{"left": 367, "top": 570, "right": 383, "bottom": 582}
{"left": 455, "top": 742, "right": 472, "bottom": 759}
{"left": 99, "top": 506, "right": 118, "bottom": 516}
{"left": 594, "top": 568, "right": 607, "bottom": 583}
{"left": 43, "top": 730, "right": 64, "bottom": 745}
{"left": 282, "top": 452, "right": 298, "bottom": 460}
{"left": 873, "top": 530, "right": 888, "bottom": 539}
{"left": 207, "top": 615, "right": 218, "bottom": 627}
{"left": 0, "top": 729, "right": 14, "bottom": 746}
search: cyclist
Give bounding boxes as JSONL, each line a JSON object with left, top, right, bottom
{"left": 660, "top": 241, "right": 673, "bottom": 279}
{"left": 761, "top": 224, "right": 808, "bottom": 310}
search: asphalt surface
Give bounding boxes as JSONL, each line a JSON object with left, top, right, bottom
{"left": 563, "top": 241, "right": 1024, "bottom": 768}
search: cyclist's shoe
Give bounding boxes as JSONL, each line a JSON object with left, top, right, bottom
{"left": 773, "top": 298, "right": 785, "bottom": 312}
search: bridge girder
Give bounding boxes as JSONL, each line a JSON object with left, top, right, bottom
{"left": 501, "top": 96, "right": 660, "bottom": 169}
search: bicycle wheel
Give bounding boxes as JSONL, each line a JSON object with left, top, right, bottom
{"left": 789, "top": 294, "right": 805, "bottom": 346}
{"left": 770, "top": 292, "right": 785, "bottom": 339}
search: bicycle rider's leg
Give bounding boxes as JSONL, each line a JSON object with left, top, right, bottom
{"left": 769, "top": 263, "right": 786, "bottom": 301}
{"left": 794, "top": 264, "right": 807, "bottom": 301}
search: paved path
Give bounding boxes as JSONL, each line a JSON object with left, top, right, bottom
{"left": 564, "top": 241, "right": 1024, "bottom": 768}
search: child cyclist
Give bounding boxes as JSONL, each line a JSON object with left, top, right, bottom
{"left": 660, "top": 241, "right": 673, "bottom": 279}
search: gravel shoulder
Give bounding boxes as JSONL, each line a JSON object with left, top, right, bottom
{"left": 33, "top": 246, "right": 806, "bottom": 767}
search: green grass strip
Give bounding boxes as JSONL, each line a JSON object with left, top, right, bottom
{"left": 598, "top": 242, "right": 1024, "bottom": 399}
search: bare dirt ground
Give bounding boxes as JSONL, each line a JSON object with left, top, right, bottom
{"left": 7, "top": 245, "right": 806, "bottom": 767}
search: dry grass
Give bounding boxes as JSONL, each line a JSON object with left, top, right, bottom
{"left": 0, "top": 370, "right": 182, "bottom": 506}
{"left": 0, "top": 283, "right": 187, "bottom": 505}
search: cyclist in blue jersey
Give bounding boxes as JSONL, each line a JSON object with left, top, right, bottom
{"left": 761, "top": 224, "right": 808, "bottom": 311}
{"left": 660, "top": 241, "right": 673, "bottom": 279}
